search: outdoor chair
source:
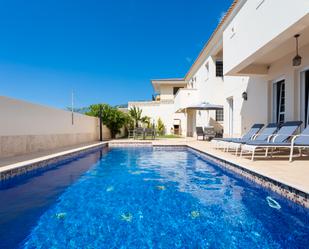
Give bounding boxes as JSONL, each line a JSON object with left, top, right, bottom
{"left": 128, "top": 129, "right": 135, "bottom": 139}
{"left": 134, "top": 127, "right": 145, "bottom": 140}
{"left": 144, "top": 128, "right": 156, "bottom": 140}
{"left": 204, "top": 127, "right": 216, "bottom": 141}
{"left": 240, "top": 121, "right": 303, "bottom": 161}
{"left": 196, "top": 127, "right": 206, "bottom": 140}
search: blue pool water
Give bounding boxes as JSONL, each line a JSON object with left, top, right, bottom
{"left": 0, "top": 147, "right": 309, "bottom": 249}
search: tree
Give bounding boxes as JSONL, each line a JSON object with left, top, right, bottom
{"left": 141, "top": 116, "right": 151, "bottom": 128}
{"left": 86, "top": 104, "right": 130, "bottom": 138}
{"left": 129, "top": 106, "right": 143, "bottom": 128}
{"left": 156, "top": 118, "right": 165, "bottom": 135}
{"left": 125, "top": 115, "right": 135, "bottom": 130}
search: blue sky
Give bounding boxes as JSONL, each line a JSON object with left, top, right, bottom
{"left": 0, "top": 0, "right": 233, "bottom": 109}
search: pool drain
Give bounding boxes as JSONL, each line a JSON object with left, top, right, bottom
{"left": 266, "top": 196, "right": 281, "bottom": 209}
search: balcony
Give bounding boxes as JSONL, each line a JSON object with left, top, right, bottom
{"left": 174, "top": 88, "right": 198, "bottom": 113}
{"left": 223, "top": 1, "right": 309, "bottom": 76}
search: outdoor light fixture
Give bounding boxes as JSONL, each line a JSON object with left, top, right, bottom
{"left": 242, "top": 91, "right": 248, "bottom": 101}
{"left": 293, "top": 34, "right": 302, "bottom": 67}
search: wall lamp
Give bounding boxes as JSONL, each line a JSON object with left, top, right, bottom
{"left": 293, "top": 34, "right": 302, "bottom": 67}
{"left": 242, "top": 91, "right": 248, "bottom": 101}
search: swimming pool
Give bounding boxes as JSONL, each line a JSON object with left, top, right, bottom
{"left": 0, "top": 147, "right": 308, "bottom": 248}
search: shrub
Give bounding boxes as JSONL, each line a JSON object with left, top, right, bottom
{"left": 86, "top": 104, "right": 130, "bottom": 138}
{"left": 156, "top": 118, "right": 165, "bottom": 135}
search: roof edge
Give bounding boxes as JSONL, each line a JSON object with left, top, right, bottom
{"left": 151, "top": 78, "right": 185, "bottom": 82}
{"left": 184, "top": 0, "right": 242, "bottom": 80}
{"left": 151, "top": 78, "right": 188, "bottom": 92}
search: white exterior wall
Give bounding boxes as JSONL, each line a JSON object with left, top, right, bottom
{"left": 224, "top": 0, "right": 309, "bottom": 74}
{"left": 159, "top": 85, "right": 175, "bottom": 100}
{"left": 223, "top": 76, "right": 268, "bottom": 137}
{"left": 196, "top": 56, "right": 225, "bottom": 130}
{"left": 223, "top": 43, "right": 309, "bottom": 137}
{"left": 195, "top": 57, "right": 224, "bottom": 105}
{"left": 267, "top": 43, "right": 309, "bottom": 125}
{"left": 186, "top": 110, "right": 196, "bottom": 137}
{"left": 221, "top": 0, "right": 309, "bottom": 137}
{"left": 185, "top": 56, "right": 225, "bottom": 137}
{"left": 0, "top": 96, "right": 110, "bottom": 158}
{"left": 174, "top": 89, "right": 199, "bottom": 112}
{"left": 128, "top": 101, "right": 186, "bottom": 135}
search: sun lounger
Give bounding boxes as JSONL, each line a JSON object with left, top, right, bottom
{"left": 288, "top": 126, "right": 309, "bottom": 161}
{"left": 240, "top": 121, "right": 303, "bottom": 160}
{"left": 211, "top": 123, "right": 264, "bottom": 149}
{"left": 226, "top": 123, "right": 279, "bottom": 156}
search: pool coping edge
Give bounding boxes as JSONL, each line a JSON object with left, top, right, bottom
{"left": 0, "top": 142, "right": 108, "bottom": 181}
{"left": 166, "top": 144, "right": 309, "bottom": 209}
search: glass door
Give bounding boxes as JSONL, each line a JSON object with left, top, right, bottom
{"left": 300, "top": 70, "right": 309, "bottom": 128}
{"left": 227, "top": 98, "right": 233, "bottom": 136}
{"left": 305, "top": 70, "right": 309, "bottom": 127}
{"left": 273, "top": 80, "right": 285, "bottom": 124}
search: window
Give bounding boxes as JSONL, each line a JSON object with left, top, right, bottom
{"left": 173, "top": 87, "right": 183, "bottom": 95}
{"left": 273, "top": 80, "right": 285, "bottom": 124}
{"left": 216, "top": 61, "right": 223, "bottom": 77}
{"left": 227, "top": 98, "right": 234, "bottom": 136}
{"left": 216, "top": 109, "right": 224, "bottom": 122}
{"left": 189, "top": 77, "right": 197, "bottom": 88}
{"left": 205, "top": 62, "right": 209, "bottom": 80}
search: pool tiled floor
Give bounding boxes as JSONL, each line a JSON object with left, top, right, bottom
{"left": 111, "top": 138, "right": 309, "bottom": 195}
{"left": 1, "top": 138, "right": 309, "bottom": 195}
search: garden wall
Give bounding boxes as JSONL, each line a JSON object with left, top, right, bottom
{"left": 0, "top": 96, "right": 111, "bottom": 159}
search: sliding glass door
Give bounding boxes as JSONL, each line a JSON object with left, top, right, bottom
{"left": 273, "top": 80, "right": 285, "bottom": 124}
{"left": 300, "top": 70, "right": 309, "bottom": 128}
{"left": 227, "top": 97, "right": 233, "bottom": 136}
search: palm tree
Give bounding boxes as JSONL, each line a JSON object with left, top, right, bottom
{"left": 141, "top": 116, "right": 151, "bottom": 128}
{"left": 129, "top": 106, "right": 143, "bottom": 128}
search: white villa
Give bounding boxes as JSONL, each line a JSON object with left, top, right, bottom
{"left": 128, "top": 79, "right": 187, "bottom": 135}
{"left": 129, "top": 0, "right": 309, "bottom": 138}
